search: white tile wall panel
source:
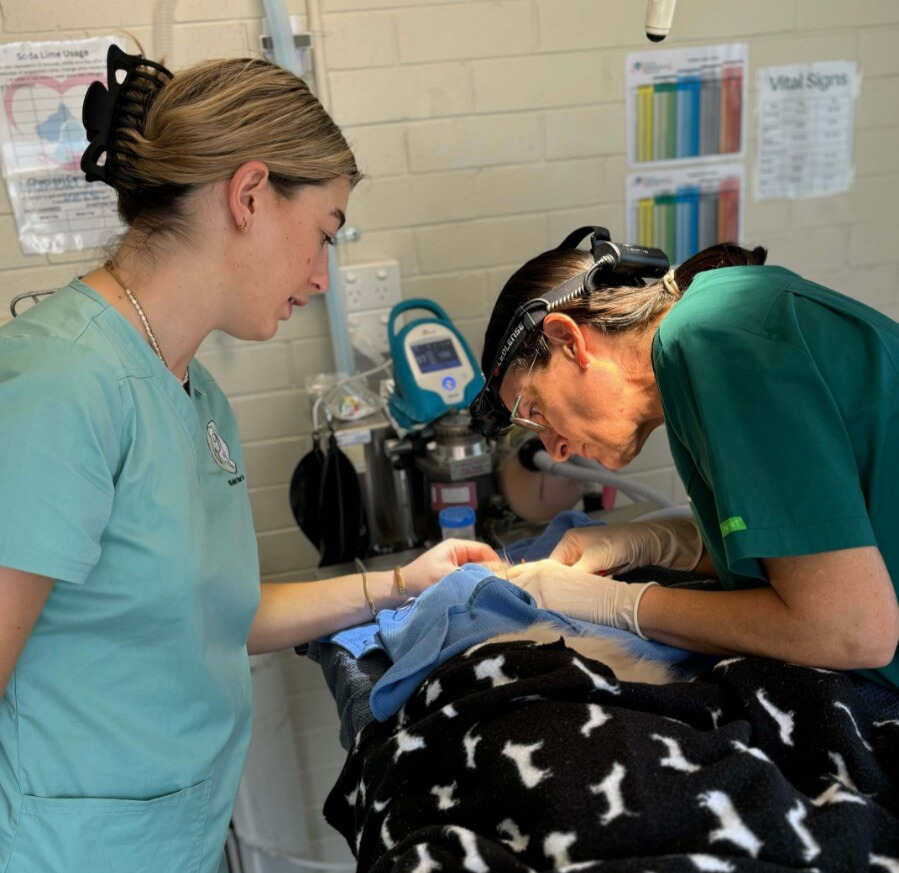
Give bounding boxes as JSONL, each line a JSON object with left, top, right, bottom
{"left": 329, "top": 62, "right": 472, "bottom": 126}
{"left": 747, "top": 33, "right": 855, "bottom": 71}
{"left": 856, "top": 75, "right": 899, "bottom": 129}
{"left": 859, "top": 27, "right": 899, "bottom": 76}
{"left": 545, "top": 104, "right": 626, "bottom": 160}
{"left": 231, "top": 388, "right": 308, "bottom": 442}
{"left": 336, "top": 228, "right": 420, "bottom": 275}
{"left": 414, "top": 214, "right": 546, "bottom": 273}
{"left": 323, "top": 0, "right": 457, "bottom": 10}
{"left": 243, "top": 437, "right": 308, "bottom": 490}
{"left": 3, "top": 0, "right": 153, "bottom": 30}
{"left": 850, "top": 220, "right": 899, "bottom": 267}
{"left": 175, "top": 0, "right": 264, "bottom": 23}
{"left": 197, "top": 342, "right": 295, "bottom": 396}
{"left": 321, "top": 11, "right": 397, "bottom": 70}
{"left": 343, "top": 123, "right": 409, "bottom": 177}
{"left": 765, "top": 226, "right": 848, "bottom": 274}
{"left": 395, "top": 1, "right": 535, "bottom": 64}
{"left": 798, "top": 0, "right": 899, "bottom": 30}
{"left": 400, "top": 269, "right": 494, "bottom": 319}
{"left": 248, "top": 484, "right": 297, "bottom": 535}
{"left": 473, "top": 51, "right": 613, "bottom": 113}
{"left": 257, "top": 528, "right": 320, "bottom": 578}
{"left": 855, "top": 127, "right": 899, "bottom": 177}
{"left": 172, "top": 21, "right": 258, "bottom": 64}
{"left": 407, "top": 114, "right": 542, "bottom": 173}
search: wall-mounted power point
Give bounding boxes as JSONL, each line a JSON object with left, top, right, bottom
{"left": 340, "top": 261, "right": 401, "bottom": 313}
{"left": 348, "top": 310, "right": 392, "bottom": 355}
{"left": 339, "top": 260, "right": 402, "bottom": 361}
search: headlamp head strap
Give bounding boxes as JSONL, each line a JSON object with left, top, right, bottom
{"left": 485, "top": 227, "right": 623, "bottom": 387}
{"left": 470, "top": 226, "right": 670, "bottom": 439}
{"left": 487, "top": 269, "right": 589, "bottom": 383}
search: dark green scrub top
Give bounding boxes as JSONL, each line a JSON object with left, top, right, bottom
{"left": 652, "top": 265, "right": 899, "bottom": 689}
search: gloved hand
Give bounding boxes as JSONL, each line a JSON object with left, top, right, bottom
{"left": 549, "top": 517, "right": 704, "bottom": 575}
{"left": 505, "top": 560, "right": 658, "bottom": 639}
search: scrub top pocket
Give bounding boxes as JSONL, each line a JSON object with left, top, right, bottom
{"left": 8, "top": 779, "right": 212, "bottom": 873}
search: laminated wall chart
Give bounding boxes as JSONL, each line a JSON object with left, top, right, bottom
{"left": 626, "top": 164, "right": 744, "bottom": 266}
{"left": 755, "top": 61, "right": 857, "bottom": 200}
{"left": 0, "top": 37, "right": 122, "bottom": 254}
{"left": 624, "top": 43, "right": 747, "bottom": 263}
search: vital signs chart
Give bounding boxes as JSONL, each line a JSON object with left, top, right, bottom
{"left": 755, "top": 60, "right": 858, "bottom": 200}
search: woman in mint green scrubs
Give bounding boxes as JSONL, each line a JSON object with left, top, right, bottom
{"left": 0, "top": 47, "right": 498, "bottom": 873}
{"left": 474, "top": 235, "right": 899, "bottom": 700}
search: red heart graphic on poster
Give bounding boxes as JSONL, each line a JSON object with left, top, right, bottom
{"left": 4, "top": 73, "right": 100, "bottom": 171}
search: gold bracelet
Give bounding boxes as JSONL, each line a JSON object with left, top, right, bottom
{"left": 361, "top": 571, "right": 377, "bottom": 619}
{"left": 394, "top": 565, "right": 407, "bottom": 594}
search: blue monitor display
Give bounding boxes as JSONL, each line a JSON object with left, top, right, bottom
{"left": 411, "top": 338, "right": 461, "bottom": 373}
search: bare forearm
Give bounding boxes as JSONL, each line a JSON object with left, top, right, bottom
{"left": 638, "top": 579, "right": 897, "bottom": 670}
{"left": 246, "top": 539, "right": 503, "bottom": 655}
{"left": 247, "top": 570, "right": 410, "bottom": 654}
{"left": 692, "top": 547, "right": 718, "bottom": 579}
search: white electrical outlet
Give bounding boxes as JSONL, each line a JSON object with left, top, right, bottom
{"left": 339, "top": 261, "right": 402, "bottom": 361}
{"left": 347, "top": 310, "right": 393, "bottom": 355}
{"left": 340, "top": 261, "right": 402, "bottom": 313}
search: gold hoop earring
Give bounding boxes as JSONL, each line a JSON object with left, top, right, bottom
{"left": 237, "top": 218, "right": 248, "bottom": 232}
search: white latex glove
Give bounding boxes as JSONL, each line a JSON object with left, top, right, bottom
{"left": 506, "top": 560, "right": 658, "bottom": 639}
{"left": 549, "top": 517, "right": 704, "bottom": 575}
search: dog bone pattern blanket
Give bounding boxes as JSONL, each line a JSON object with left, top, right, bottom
{"left": 324, "top": 636, "right": 899, "bottom": 872}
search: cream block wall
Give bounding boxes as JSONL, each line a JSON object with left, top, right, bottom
{"left": 2, "top": 0, "right": 899, "bottom": 864}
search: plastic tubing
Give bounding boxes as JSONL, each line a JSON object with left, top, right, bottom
{"left": 262, "top": 0, "right": 300, "bottom": 74}
{"left": 531, "top": 450, "right": 677, "bottom": 509}
{"left": 154, "top": 0, "right": 174, "bottom": 63}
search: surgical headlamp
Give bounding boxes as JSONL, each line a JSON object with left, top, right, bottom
{"left": 469, "top": 226, "right": 670, "bottom": 440}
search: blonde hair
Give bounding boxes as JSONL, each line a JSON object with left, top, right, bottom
{"left": 109, "top": 56, "right": 360, "bottom": 239}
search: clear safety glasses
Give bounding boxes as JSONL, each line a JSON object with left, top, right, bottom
{"left": 507, "top": 352, "right": 550, "bottom": 435}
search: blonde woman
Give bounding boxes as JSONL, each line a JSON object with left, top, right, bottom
{"left": 0, "top": 45, "right": 497, "bottom": 873}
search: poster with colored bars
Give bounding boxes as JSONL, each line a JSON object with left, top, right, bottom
{"left": 625, "top": 164, "right": 744, "bottom": 266}
{"left": 626, "top": 43, "right": 747, "bottom": 167}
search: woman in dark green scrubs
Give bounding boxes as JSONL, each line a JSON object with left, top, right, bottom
{"left": 474, "top": 236, "right": 899, "bottom": 696}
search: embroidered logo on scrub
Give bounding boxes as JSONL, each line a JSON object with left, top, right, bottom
{"left": 206, "top": 420, "right": 238, "bottom": 474}
{"left": 720, "top": 516, "right": 747, "bottom": 538}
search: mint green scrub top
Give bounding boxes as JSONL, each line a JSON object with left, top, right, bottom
{"left": 0, "top": 280, "right": 260, "bottom": 873}
{"left": 652, "top": 265, "right": 899, "bottom": 689}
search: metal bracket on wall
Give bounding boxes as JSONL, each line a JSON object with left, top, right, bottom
{"left": 259, "top": 32, "right": 312, "bottom": 52}
{"left": 259, "top": 30, "right": 313, "bottom": 75}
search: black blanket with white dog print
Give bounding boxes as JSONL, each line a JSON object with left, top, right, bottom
{"left": 324, "top": 637, "right": 899, "bottom": 872}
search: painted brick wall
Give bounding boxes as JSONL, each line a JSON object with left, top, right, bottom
{"left": 2, "top": 0, "right": 898, "bottom": 864}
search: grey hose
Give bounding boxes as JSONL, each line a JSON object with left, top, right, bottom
{"left": 531, "top": 450, "right": 677, "bottom": 509}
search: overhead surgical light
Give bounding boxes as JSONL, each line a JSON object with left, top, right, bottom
{"left": 645, "top": 0, "right": 677, "bottom": 41}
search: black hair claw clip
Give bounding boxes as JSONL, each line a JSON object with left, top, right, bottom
{"left": 81, "top": 44, "right": 173, "bottom": 185}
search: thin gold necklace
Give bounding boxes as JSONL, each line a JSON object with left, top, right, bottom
{"left": 104, "top": 260, "right": 188, "bottom": 386}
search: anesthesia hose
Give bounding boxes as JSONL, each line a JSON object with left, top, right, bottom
{"left": 529, "top": 448, "right": 676, "bottom": 509}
